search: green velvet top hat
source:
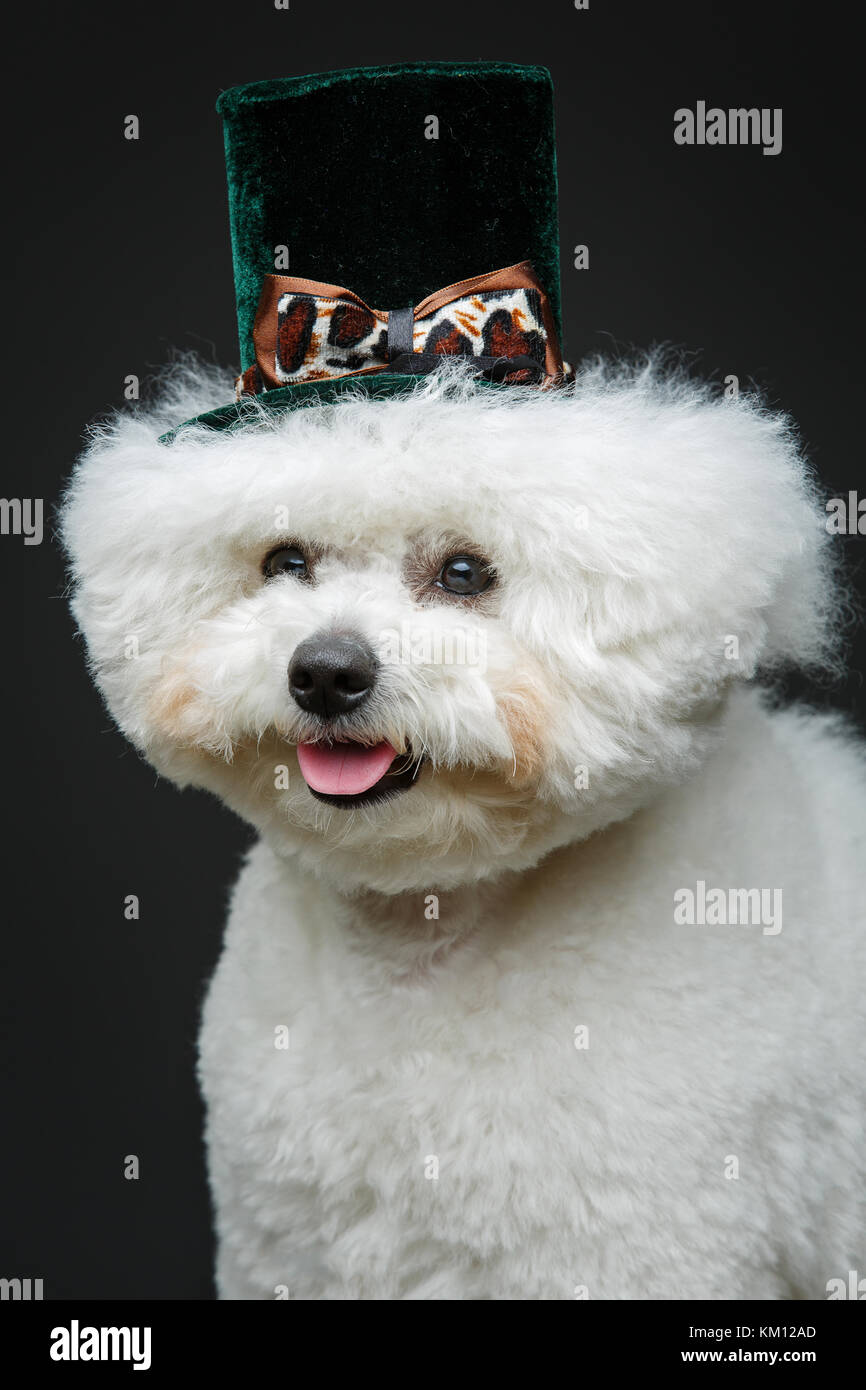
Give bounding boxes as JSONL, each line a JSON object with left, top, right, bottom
{"left": 185, "top": 62, "right": 566, "bottom": 433}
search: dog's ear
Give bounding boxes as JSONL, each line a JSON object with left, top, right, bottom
{"left": 59, "top": 358, "right": 238, "bottom": 745}
{"left": 551, "top": 361, "right": 845, "bottom": 687}
{"left": 685, "top": 393, "right": 841, "bottom": 680}
{"left": 691, "top": 393, "right": 842, "bottom": 681}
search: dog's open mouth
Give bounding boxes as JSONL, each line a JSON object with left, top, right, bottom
{"left": 296, "top": 739, "right": 423, "bottom": 808}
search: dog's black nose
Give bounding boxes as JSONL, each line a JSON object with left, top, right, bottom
{"left": 288, "top": 632, "right": 378, "bottom": 718}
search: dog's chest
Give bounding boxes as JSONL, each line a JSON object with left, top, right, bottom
{"left": 198, "top": 832, "right": 828, "bottom": 1297}
{"left": 200, "top": 880, "right": 617, "bottom": 1263}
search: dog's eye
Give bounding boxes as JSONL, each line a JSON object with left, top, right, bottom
{"left": 436, "top": 554, "right": 494, "bottom": 596}
{"left": 263, "top": 545, "right": 309, "bottom": 580}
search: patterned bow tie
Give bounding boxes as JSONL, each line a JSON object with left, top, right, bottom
{"left": 238, "top": 260, "right": 568, "bottom": 397}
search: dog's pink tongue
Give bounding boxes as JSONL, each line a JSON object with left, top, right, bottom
{"left": 296, "top": 740, "right": 397, "bottom": 795}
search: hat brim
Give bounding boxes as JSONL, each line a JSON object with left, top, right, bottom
{"left": 159, "top": 370, "right": 508, "bottom": 443}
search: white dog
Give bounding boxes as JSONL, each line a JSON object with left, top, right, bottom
{"left": 62, "top": 357, "right": 865, "bottom": 1299}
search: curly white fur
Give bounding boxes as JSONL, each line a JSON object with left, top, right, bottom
{"left": 61, "top": 357, "right": 865, "bottom": 1299}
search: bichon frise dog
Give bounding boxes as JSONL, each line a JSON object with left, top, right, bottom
{"left": 61, "top": 357, "right": 865, "bottom": 1300}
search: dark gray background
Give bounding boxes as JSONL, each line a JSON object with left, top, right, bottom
{"left": 1, "top": 0, "right": 862, "bottom": 1299}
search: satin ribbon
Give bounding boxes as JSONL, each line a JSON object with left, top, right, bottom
{"left": 239, "top": 260, "right": 566, "bottom": 396}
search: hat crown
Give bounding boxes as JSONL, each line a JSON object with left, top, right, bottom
{"left": 217, "top": 62, "right": 561, "bottom": 372}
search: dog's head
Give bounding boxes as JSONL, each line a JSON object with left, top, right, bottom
{"left": 61, "top": 359, "right": 838, "bottom": 893}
